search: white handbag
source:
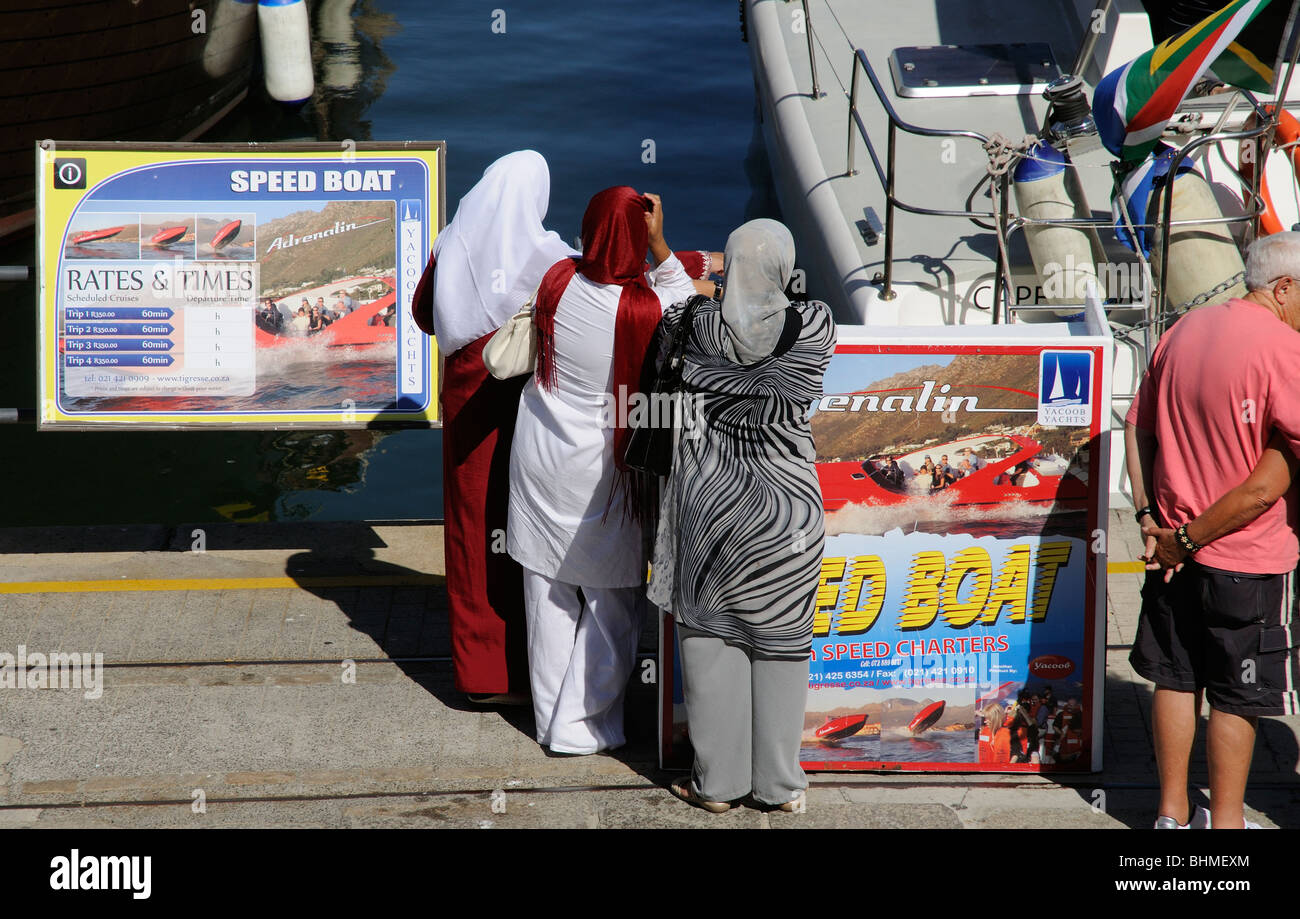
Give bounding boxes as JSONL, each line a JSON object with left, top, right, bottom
{"left": 482, "top": 287, "right": 540, "bottom": 379}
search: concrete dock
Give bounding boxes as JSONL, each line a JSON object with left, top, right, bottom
{"left": 0, "top": 511, "right": 1297, "bottom": 829}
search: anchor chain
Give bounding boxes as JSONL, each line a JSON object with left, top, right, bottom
{"left": 1112, "top": 270, "right": 1246, "bottom": 337}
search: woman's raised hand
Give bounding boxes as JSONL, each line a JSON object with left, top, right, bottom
{"left": 643, "top": 193, "right": 671, "bottom": 265}
{"left": 644, "top": 193, "right": 665, "bottom": 244}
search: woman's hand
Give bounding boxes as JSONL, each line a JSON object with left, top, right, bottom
{"left": 644, "top": 193, "right": 665, "bottom": 245}
{"left": 643, "top": 193, "right": 671, "bottom": 265}
{"left": 709, "top": 251, "right": 724, "bottom": 275}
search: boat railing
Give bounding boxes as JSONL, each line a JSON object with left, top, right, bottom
{"left": 844, "top": 46, "right": 1278, "bottom": 339}
{"left": 795, "top": 0, "right": 821, "bottom": 99}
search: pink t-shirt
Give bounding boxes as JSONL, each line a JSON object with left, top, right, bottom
{"left": 1127, "top": 299, "right": 1300, "bottom": 573}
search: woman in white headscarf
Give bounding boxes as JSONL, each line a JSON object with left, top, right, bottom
{"left": 413, "top": 151, "right": 577, "bottom": 704}
{"left": 648, "top": 218, "right": 836, "bottom": 812}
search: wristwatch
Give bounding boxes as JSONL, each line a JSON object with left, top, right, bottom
{"left": 713, "top": 281, "right": 723, "bottom": 300}
{"left": 1134, "top": 505, "right": 1157, "bottom": 524}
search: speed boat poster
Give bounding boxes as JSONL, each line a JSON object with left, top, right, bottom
{"left": 660, "top": 333, "right": 1110, "bottom": 773}
{"left": 807, "top": 341, "right": 1107, "bottom": 772}
{"left": 36, "top": 142, "right": 443, "bottom": 429}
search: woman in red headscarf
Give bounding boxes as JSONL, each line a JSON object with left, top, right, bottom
{"left": 505, "top": 186, "right": 697, "bottom": 755}
{"left": 410, "top": 156, "right": 717, "bottom": 709}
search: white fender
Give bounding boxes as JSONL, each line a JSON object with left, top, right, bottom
{"left": 258, "top": 0, "right": 315, "bottom": 105}
{"left": 1151, "top": 169, "right": 1247, "bottom": 312}
{"left": 1013, "top": 142, "right": 1105, "bottom": 314}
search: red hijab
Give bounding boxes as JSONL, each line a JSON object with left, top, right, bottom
{"left": 411, "top": 252, "right": 436, "bottom": 335}
{"left": 534, "top": 186, "right": 664, "bottom": 477}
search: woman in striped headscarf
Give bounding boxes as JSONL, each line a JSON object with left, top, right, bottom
{"left": 649, "top": 218, "right": 835, "bottom": 812}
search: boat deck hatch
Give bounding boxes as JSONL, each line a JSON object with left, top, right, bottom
{"left": 888, "top": 44, "right": 1060, "bottom": 98}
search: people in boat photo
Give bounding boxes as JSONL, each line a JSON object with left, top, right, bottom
{"left": 257, "top": 298, "right": 283, "bottom": 334}
{"left": 307, "top": 304, "right": 329, "bottom": 335}
{"left": 882, "top": 455, "right": 905, "bottom": 487}
{"left": 977, "top": 704, "right": 1011, "bottom": 764}
{"left": 288, "top": 305, "right": 310, "bottom": 336}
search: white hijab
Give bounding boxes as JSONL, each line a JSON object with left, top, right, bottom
{"left": 719, "top": 218, "right": 795, "bottom": 364}
{"left": 431, "top": 150, "right": 578, "bottom": 355}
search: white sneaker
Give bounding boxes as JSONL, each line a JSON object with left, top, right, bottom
{"left": 1204, "top": 813, "right": 1263, "bottom": 829}
{"left": 1153, "top": 805, "right": 1210, "bottom": 829}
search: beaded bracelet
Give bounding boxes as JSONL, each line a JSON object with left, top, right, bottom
{"left": 1175, "top": 523, "right": 1202, "bottom": 554}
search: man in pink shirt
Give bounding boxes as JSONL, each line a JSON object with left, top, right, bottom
{"left": 1126, "top": 232, "right": 1300, "bottom": 831}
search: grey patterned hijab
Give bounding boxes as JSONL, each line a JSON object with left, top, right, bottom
{"left": 720, "top": 218, "right": 795, "bottom": 364}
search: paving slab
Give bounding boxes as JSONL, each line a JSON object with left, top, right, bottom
{"left": 1, "top": 512, "right": 1297, "bottom": 828}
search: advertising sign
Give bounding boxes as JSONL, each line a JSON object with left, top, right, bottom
{"left": 660, "top": 311, "right": 1111, "bottom": 773}
{"left": 37, "top": 142, "right": 443, "bottom": 429}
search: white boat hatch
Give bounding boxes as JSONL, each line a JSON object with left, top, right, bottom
{"left": 889, "top": 44, "right": 1062, "bottom": 98}
{"left": 747, "top": 0, "right": 1300, "bottom": 502}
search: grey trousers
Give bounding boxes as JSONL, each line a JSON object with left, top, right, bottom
{"left": 678, "top": 625, "right": 810, "bottom": 806}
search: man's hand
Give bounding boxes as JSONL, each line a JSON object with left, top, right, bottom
{"left": 1141, "top": 524, "right": 1187, "bottom": 582}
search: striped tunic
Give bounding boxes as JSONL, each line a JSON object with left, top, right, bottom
{"left": 648, "top": 298, "right": 835, "bottom": 657}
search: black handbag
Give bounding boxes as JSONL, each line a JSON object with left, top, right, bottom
{"left": 623, "top": 295, "right": 706, "bottom": 477}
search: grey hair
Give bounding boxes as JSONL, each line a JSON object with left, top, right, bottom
{"left": 1245, "top": 231, "right": 1300, "bottom": 290}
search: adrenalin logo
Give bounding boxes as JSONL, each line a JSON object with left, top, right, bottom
{"left": 817, "top": 381, "right": 980, "bottom": 414}
{"left": 1037, "top": 350, "right": 1091, "bottom": 427}
{"left": 263, "top": 217, "right": 390, "bottom": 254}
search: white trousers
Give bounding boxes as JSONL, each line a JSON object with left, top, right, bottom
{"left": 521, "top": 568, "right": 643, "bottom": 754}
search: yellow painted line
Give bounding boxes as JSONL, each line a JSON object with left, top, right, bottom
{"left": 2, "top": 565, "right": 1146, "bottom": 595}
{"left": 0, "top": 575, "right": 442, "bottom": 594}
{"left": 1107, "top": 561, "right": 1146, "bottom": 573}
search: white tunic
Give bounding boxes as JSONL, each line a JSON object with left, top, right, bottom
{"left": 507, "top": 254, "right": 697, "bottom": 587}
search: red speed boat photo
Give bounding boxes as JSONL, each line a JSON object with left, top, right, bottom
{"left": 69, "top": 225, "right": 124, "bottom": 244}
{"left": 818, "top": 434, "right": 1087, "bottom": 513}
{"left": 815, "top": 713, "right": 870, "bottom": 745}
{"left": 908, "top": 700, "right": 946, "bottom": 736}
{"left": 150, "top": 225, "right": 189, "bottom": 246}
{"left": 211, "top": 218, "right": 242, "bottom": 249}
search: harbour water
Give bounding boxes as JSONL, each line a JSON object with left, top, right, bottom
{"left": 0, "top": 1, "right": 770, "bottom": 526}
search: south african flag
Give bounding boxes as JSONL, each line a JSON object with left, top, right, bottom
{"left": 1093, "top": 0, "right": 1295, "bottom": 162}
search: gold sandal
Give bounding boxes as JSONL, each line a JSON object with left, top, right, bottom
{"left": 669, "top": 778, "right": 732, "bottom": 814}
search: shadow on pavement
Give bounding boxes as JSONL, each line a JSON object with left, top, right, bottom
{"left": 284, "top": 544, "right": 669, "bottom": 789}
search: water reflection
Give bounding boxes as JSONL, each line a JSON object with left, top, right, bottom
{"left": 6, "top": 0, "right": 764, "bottom": 527}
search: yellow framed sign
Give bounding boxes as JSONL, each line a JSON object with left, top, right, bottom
{"left": 37, "top": 142, "right": 443, "bottom": 429}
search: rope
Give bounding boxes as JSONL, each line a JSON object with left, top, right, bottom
{"left": 983, "top": 133, "right": 1037, "bottom": 177}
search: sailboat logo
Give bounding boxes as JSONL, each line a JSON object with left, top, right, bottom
{"left": 1037, "top": 350, "right": 1092, "bottom": 426}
